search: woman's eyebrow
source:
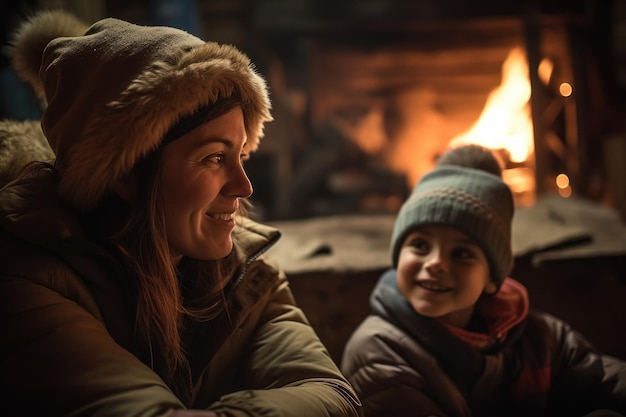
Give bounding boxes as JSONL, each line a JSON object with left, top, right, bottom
{"left": 196, "top": 137, "right": 249, "bottom": 149}
{"left": 196, "top": 137, "right": 234, "bottom": 147}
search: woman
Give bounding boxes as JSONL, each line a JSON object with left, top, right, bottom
{"left": 0, "top": 10, "right": 362, "bottom": 417}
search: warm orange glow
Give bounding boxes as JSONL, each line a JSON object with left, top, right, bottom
{"left": 502, "top": 167, "right": 535, "bottom": 196}
{"left": 555, "top": 173, "right": 570, "bottom": 188}
{"left": 538, "top": 58, "right": 554, "bottom": 85}
{"left": 449, "top": 47, "right": 535, "bottom": 164}
{"left": 556, "top": 174, "right": 572, "bottom": 198}
{"left": 558, "top": 186, "right": 572, "bottom": 198}
{"left": 559, "top": 83, "right": 572, "bottom": 97}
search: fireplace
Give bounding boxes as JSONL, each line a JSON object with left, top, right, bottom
{"left": 246, "top": 1, "right": 615, "bottom": 221}
{"left": 307, "top": 15, "right": 587, "bottom": 205}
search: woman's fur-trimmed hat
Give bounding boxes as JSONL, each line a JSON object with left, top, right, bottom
{"left": 390, "top": 144, "right": 514, "bottom": 288}
{"left": 8, "top": 10, "right": 272, "bottom": 210}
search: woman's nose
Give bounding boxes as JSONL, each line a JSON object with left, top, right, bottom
{"left": 228, "top": 163, "right": 253, "bottom": 198}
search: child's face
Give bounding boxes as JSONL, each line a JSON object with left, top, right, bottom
{"left": 396, "top": 225, "right": 496, "bottom": 329}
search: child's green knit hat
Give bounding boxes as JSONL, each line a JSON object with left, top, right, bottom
{"left": 390, "top": 145, "right": 514, "bottom": 288}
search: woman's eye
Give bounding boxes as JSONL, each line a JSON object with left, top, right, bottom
{"left": 204, "top": 153, "right": 224, "bottom": 165}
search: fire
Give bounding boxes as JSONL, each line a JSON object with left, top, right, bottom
{"left": 449, "top": 46, "right": 534, "bottom": 163}
{"left": 352, "top": 45, "right": 542, "bottom": 206}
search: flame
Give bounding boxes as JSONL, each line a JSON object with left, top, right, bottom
{"left": 449, "top": 47, "right": 534, "bottom": 163}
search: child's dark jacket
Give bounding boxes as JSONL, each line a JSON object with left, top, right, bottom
{"left": 341, "top": 269, "right": 626, "bottom": 417}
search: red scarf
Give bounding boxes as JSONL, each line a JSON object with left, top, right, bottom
{"left": 438, "top": 278, "right": 529, "bottom": 350}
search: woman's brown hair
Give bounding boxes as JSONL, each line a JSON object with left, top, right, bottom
{"left": 83, "top": 95, "right": 247, "bottom": 403}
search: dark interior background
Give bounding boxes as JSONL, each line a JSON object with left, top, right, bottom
{"left": 3, "top": 0, "right": 626, "bottom": 221}
{"left": 2, "top": 0, "right": 626, "bottom": 364}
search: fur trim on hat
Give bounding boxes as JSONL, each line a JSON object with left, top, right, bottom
{"left": 8, "top": 10, "right": 272, "bottom": 211}
{"left": 0, "top": 120, "right": 54, "bottom": 187}
{"left": 7, "top": 10, "right": 88, "bottom": 101}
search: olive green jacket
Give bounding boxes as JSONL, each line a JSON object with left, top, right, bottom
{"left": 0, "top": 171, "right": 362, "bottom": 417}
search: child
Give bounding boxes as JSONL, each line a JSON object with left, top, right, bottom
{"left": 341, "top": 144, "right": 626, "bottom": 417}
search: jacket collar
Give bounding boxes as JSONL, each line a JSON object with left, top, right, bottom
{"left": 438, "top": 278, "right": 529, "bottom": 350}
{"left": 371, "top": 269, "right": 486, "bottom": 394}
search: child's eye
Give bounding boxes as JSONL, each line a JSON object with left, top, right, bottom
{"left": 453, "top": 247, "right": 475, "bottom": 260}
{"left": 407, "top": 237, "right": 430, "bottom": 254}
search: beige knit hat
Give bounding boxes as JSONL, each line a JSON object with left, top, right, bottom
{"left": 8, "top": 10, "right": 272, "bottom": 210}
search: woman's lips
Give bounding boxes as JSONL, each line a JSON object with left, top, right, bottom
{"left": 208, "top": 213, "right": 235, "bottom": 221}
{"left": 206, "top": 212, "right": 236, "bottom": 227}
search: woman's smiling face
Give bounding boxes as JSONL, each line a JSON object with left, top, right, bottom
{"left": 396, "top": 224, "right": 496, "bottom": 328}
{"left": 159, "top": 106, "right": 252, "bottom": 264}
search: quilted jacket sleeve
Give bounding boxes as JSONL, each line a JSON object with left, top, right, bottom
{"left": 546, "top": 312, "right": 626, "bottom": 415}
{"left": 0, "top": 245, "right": 362, "bottom": 417}
{"left": 341, "top": 315, "right": 471, "bottom": 417}
{"left": 0, "top": 263, "right": 185, "bottom": 417}
{"left": 206, "top": 275, "right": 363, "bottom": 417}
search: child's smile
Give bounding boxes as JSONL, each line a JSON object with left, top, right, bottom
{"left": 416, "top": 280, "right": 451, "bottom": 292}
{"left": 396, "top": 225, "right": 496, "bottom": 328}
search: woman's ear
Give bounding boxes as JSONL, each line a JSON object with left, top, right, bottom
{"left": 484, "top": 281, "right": 498, "bottom": 295}
{"left": 113, "top": 173, "right": 137, "bottom": 202}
